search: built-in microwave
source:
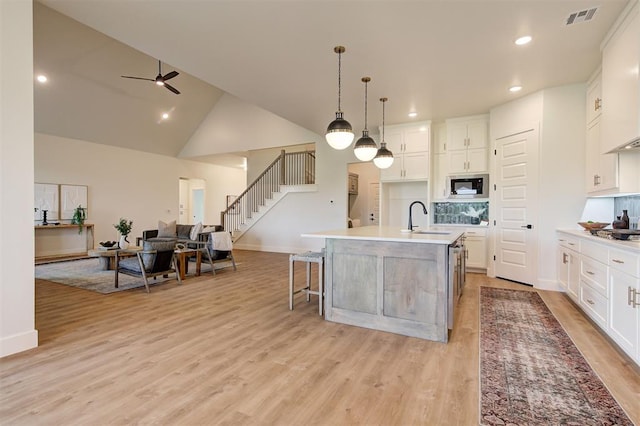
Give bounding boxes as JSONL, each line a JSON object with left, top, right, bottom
{"left": 447, "top": 174, "right": 489, "bottom": 198}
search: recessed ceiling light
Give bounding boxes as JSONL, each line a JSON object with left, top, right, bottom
{"left": 515, "top": 36, "right": 532, "bottom": 46}
{"left": 36, "top": 75, "right": 47, "bottom": 83}
{"left": 509, "top": 85, "right": 522, "bottom": 93}
{"left": 408, "top": 112, "right": 418, "bottom": 118}
{"left": 161, "top": 113, "right": 169, "bottom": 120}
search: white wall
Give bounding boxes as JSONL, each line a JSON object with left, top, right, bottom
{"left": 1, "top": 0, "right": 39, "bottom": 357}
{"left": 489, "top": 84, "right": 587, "bottom": 291}
{"left": 234, "top": 136, "right": 366, "bottom": 253}
{"left": 35, "top": 133, "right": 246, "bottom": 245}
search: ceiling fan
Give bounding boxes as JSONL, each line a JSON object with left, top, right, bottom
{"left": 121, "top": 60, "right": 180, "bottom": 95}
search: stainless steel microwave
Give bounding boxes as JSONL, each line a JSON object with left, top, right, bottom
{"left": 447, "top": 174, "right": 489, "bottom": 198}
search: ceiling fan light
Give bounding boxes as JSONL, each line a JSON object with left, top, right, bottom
{"left": 156, "top": 80, "right": 165, "bottom": 86}
{"left": 373, "top": 143, "right": 394, "bottom": 169}
{"left": 354, "top": 130, "right": 378, "bottom": 161}
{"left": 326, "top": 112, "right": 354, "bottom": 150}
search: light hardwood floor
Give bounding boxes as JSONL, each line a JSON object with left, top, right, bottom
{"left": 1, "top": 250, "right": 639, "bottom": 425}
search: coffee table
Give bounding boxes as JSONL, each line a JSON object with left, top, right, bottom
{"left": 174, "top": 248, "right": 202, "bottom": 280}
{"left": 88, "top": 246, "right": 141, "bottom": 270}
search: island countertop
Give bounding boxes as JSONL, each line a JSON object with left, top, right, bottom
{"left": 302, "top": 225, "right": 464, "bottom": 245}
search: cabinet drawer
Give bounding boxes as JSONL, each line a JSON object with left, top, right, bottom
{"left": 464, "top": 228, "right": 487, "bottom": 238}
{"left": 608, "top": 248, "right": 640, "bottom": 277}
{"left": 581, "top": 240, "right": 608, "bottom": 261}
{"left": 580, "top": 281, "right": 608, "bottom": 328}
{"left": 580, "top": 256, "right": 608, "bottom": 296}
{"left": 557, "top": 235, "right": 580, "bottom": 251}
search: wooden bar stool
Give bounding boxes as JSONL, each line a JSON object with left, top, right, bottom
{"left": 289, "top": 251, "right": 324, "bottom": 315}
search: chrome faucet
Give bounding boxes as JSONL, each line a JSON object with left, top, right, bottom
{"left": 408, "top": 201, "right": 428, "bottom": 231}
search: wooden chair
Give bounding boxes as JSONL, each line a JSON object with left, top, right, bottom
{"left": 194, "top": 231, "right": 237, "bottom": 275}
{"left": 116, "top": 240, "right": 181, "bottom": 292}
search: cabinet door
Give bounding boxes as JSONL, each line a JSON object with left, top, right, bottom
{"left": 466, "top": 120, "right": 488, "bottom": 149}
{"left": 558, "top": 247, "right": 570, "bottom": 290}
{"left": 585, "top": 119, "right": 600, "bottom": 192}
{"left": 466, "top": 148, "right": 488, "bottom": 173}
{"left": 597, "top": 153, "right": 619, "bottom": 191}
{"left": 586, "top": 76, "right": 602, "bottom": 125}
{"left": 379, "top": 155, "right": 404, "bottom": 181}
{"left": 433, "top": 123, "right": 447, "bottom": 154}
{"left": 383, "top": 129, "right": 404, "bottom": 153}
{"left": 447, "top": 122, "right": 468, "bottom": 151}
{"left": 608, "top": 269, "right": 639, "bottom": 360}
{"left": 403, "top": 152, "right": 429, "bottom": 180}
{"left": 404, "top": 127, "right": 430, "bottom": 153}
{"left": 447, "top": 150, "right": 468, "bottom": 174}
{"left": 568, "top": 250, "right": 580, "bottom": 302}
{"left": 433, "top": 153, "right": 448, "bottom": 199}
{"left": 601, "top": 10, "right": 640, "bottom": 154}
{"left": 466, "top": 237, "right": 487, "bottom": 269}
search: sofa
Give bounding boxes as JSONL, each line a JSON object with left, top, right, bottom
{"left": 137, "top": 222, "right": 223, "bottom": 245}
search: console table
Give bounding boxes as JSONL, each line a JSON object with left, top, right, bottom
{"left": 34, "top": 224, "right": 95, "bottom": 260}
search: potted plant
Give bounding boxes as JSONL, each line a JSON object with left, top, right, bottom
{"left": 114, "top": 218, "right": 133, "bottom": 249}
{"left": 71, "top": 205, "right": 86, "bottom": 234}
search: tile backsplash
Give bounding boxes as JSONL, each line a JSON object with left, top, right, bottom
{"left": 614, "top": 195, "right": 640, "bottom": 229}
{"left": 433, "top": 201, "right": 489, "bottom": 225}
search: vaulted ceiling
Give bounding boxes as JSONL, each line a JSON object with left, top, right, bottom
{"left": 35, "top": 0, "right": 630, "bottom": 164}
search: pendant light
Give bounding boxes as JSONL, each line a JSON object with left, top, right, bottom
{"left": 353, "top": 77, "right": 378, "bottom": 161}
{"left": 373, "top": 97, "right": 394, "bottom": 169}
{"left": 325, "top": 46, "right": 354, "bottom": 150}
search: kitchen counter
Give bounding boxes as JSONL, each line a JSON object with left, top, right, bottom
{"left": 303, "top": 226, "right": 465, "bottom": 342}
{"left": 557, "top": 229, "right": 640, "bottom": 253}
{"left": 302, "top": 225, "right": 464, "bottom": 245}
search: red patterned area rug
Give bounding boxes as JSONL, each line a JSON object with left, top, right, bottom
{"left": 480, "top": 287, "right": 632, "bottom": 426}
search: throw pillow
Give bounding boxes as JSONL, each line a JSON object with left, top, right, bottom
{"left": 157, "top": 220, "right": 177, "bottom": 238}
{"left": 190, "top": 222, "right": 203, "bottom": 241}
{"left": 202, "top": 225, "right": 218, "bottom": 233}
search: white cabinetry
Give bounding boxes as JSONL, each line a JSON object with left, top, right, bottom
{"left": 379, "top": 122, "right": 430, "bottom": 182}
{"left": 556, "top": 230, "right": 640, "bottom": 366}
{"left": 601, "top": 2, "right": 640, "bottom": 154}
{"left": 445, "top": 116, "right": 488, "bottom": 174}
{"left": 608, "top": 248, "right": 640, "bottom": 363}
{"left": 585, "top": 71, "right": 619, "bottom": 194}
{"left": 557, "top": 235, "right": 580, "bottom": 302}
{"left": 464, "top": 227, "right": 487, "bottom": 270}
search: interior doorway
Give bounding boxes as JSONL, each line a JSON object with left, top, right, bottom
{"left": 493, "top": 128, "right": 539, "bottom": 286}
{"left": 347, "top": 162, "right": 379, "bottom": 227}
{"left": 178, "top": 178, "right": 206, "bottom": 225}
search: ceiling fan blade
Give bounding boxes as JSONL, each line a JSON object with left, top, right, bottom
{"left": 162, "top": 70, "right": 179, "bottom": 81}
{"left": 164, "top": 83, "right": 180, "bottom": 95}
{"left": 121, "top": 75, "right": 155, "bottom": 82}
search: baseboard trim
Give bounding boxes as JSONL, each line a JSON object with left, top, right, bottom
{"left": 535, "top": 278, "right": 564, "bottom": 292}
{"left": 1, "top": 329, "right": 38, "bottom": 358}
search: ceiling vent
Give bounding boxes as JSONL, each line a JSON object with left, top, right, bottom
{"left": 566, "top": 7, "right": 598, "bottom": 25}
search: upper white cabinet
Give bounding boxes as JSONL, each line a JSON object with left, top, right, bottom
{"left": 586, "top": 70, "right": 602, "bottom": 126}
{"left": 445, "top": 115, "right": 488, "bottom": 174}
{"left": 379, "top": 122, "right": 430, "bottom": 182}
{"left": 601, "top": 2, "right": 640, "bottom": 154}
{"left": 585, "top": 93, "right": 619, "bottom": 194}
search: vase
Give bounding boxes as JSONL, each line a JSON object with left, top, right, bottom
{"left": 621, "top": 210, "right": 629, "bottom": 229}
{"left": 612, "top": 216, "right": 625, "bottom": 229}
{"left": 119, "top": 235, "right": 129, "bottom": 249}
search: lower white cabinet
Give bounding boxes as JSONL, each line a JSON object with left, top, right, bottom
{"left": 608, "top": 269, "right": 639, "bottom": 360}
{"left": 557, "top": 230, "right": 640, "bottom": 366}
{"left": 464, "top": 228, "right": 487, "bottom": 270}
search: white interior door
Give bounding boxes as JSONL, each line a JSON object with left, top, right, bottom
{"left": 191, "top": 188, "right": 205, "bottom": 224}
{"left": 494, "top": 128, "right": 539, "bottom": 286}
{"left": 368, "top": 182, "right": 380, "bottom": 225}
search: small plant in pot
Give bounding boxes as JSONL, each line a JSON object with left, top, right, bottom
{"left": 71, "top": 205, "right": 86, "bottom": 234}
{"left": 114, "top": 218, "right": 133, "bottom": 249}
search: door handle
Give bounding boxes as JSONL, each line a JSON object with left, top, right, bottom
{"left": 521, "top": 224, "right": 533, "bottom": 229}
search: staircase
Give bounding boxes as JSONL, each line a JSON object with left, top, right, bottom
{"left": 221, "top": 150, "right": 316, "bottom": 241}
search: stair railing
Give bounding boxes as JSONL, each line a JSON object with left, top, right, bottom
{"left": 221, "top": 150, "right": 315, "bottom": 232}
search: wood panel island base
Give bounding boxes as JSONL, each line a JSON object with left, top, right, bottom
{"left": 303, "top": 226, "right": 465, "bottom": 343}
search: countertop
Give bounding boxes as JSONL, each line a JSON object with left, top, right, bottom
{"left": 557, "top": 229, "right": 640, "bottom": 253}
{"left": 302, "top": 225, "right": 465, "bottom": 245}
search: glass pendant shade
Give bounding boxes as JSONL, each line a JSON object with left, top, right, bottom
{"left": 373, "top": 142, "right": 394, "bottom": 169}
{"left": 326, "top": 111, "right": 354, "bottom": 150}
{"left": 325, "top": 46, "right": 354, "bottom": 150}
{"left": 354, "top": 130, "right": 378, "bottom": 161}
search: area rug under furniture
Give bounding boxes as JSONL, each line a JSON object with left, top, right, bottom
{"left": 35, "top": 258, "right": 212, "bottom": 294}
{"left": 480, "top": 286, "right": 632, "bottom": 426}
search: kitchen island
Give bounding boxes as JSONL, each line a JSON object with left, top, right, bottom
{"left": 302, "top": 226, "right": 465, "bottom": 342}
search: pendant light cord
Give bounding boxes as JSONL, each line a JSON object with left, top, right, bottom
{"left": 337, "top": 50, "right": 342, "bottom": 112}
{"left": 363, "top": 80, "right": 368, "bottom": 131}
{"left": 381, "top": 98, "right": 386, "bottom": 143}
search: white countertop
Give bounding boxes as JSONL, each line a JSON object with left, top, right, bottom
{"left": 302, "top": 225, "right": 465, "bottom": 245}
{"left": 557, "top": 229, "right": 640, "bottom": 253}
